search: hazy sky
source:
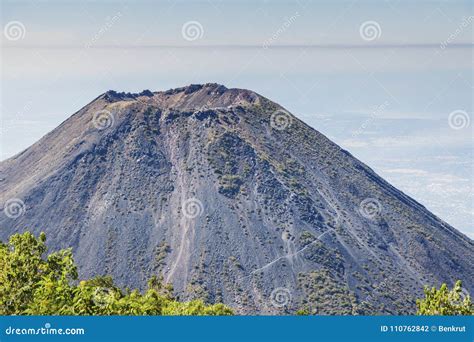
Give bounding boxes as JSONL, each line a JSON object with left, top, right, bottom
{"left": 1, "top": 0, "right": 473, "bottom": 237}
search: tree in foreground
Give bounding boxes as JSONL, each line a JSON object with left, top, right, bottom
{"left": 0, "top": 232, "right": 233, "bottom": 315}
{"left": 416, "top": 281, "right": 473, "bottom": 315}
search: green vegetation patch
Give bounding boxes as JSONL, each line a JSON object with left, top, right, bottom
{"left": 298, "top": 231, "right": 316, "bottom": 247}
{"left": 417, "top": 281, "right": 473, "bottom": 315}
{"left": 301, "top": 240, "right": 345, "bottom": 274}
{"left": 207, "top": 132, "right": 256, "bottom": 198}
{"left": 297, "top": 269, "right": 357, "bottom": 315}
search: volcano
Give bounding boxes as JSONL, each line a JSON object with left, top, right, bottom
{"left": 1, "top": 83, "right": 472, "bottom": 314}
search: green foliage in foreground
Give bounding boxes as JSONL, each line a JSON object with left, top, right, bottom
{"left": 416, "top": 281, "right": 473, "bottom": 315}
{"left": 0, "top": 232, "right": 233, "bottom": 315}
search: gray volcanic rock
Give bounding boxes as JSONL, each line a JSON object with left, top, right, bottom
{"left": 1, "top": 83, "right": 473, "bottom": 314}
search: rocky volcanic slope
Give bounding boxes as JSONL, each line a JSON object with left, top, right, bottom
{"left": 1, "top": 84, "right": 473, "bottom": 314}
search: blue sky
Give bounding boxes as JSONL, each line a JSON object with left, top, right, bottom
{"left": 1, "top": 0, "right": 473, "bottom": 237}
